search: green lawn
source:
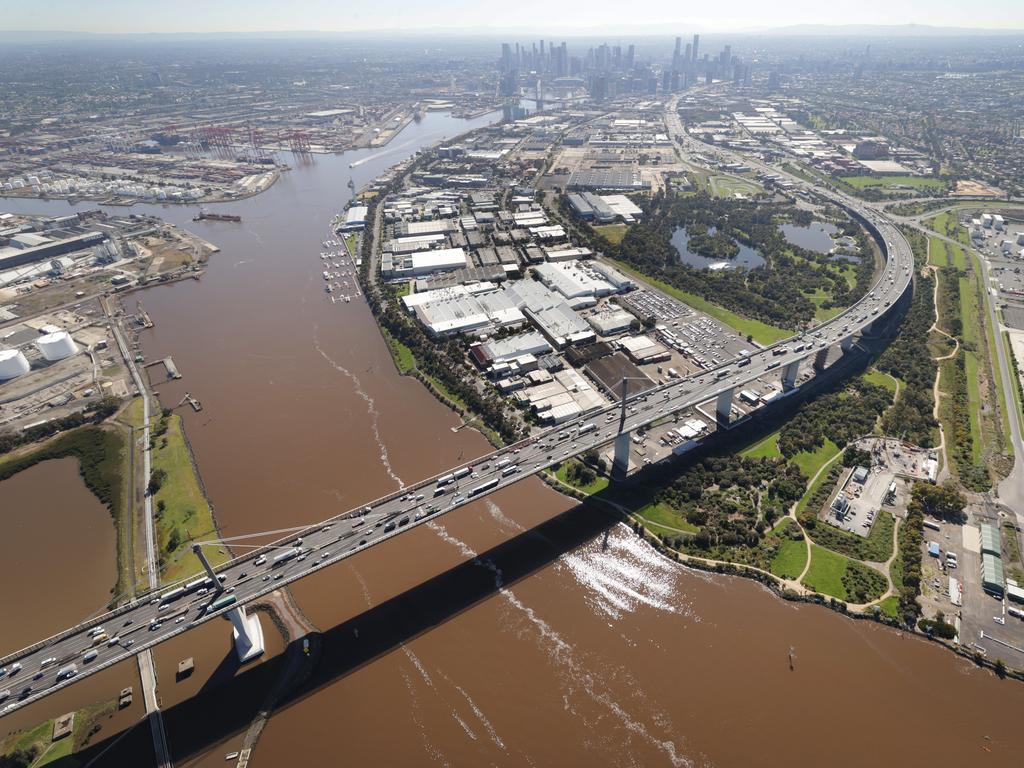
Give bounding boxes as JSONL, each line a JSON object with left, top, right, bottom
{"left": 839, "top": 175, "right": 946, "bottom": 193}
{"left": 949, "top": 244, "right": 968, "bottom": 270}
{"left": 151, "top": 413, "right": 226, "bottom": 584}
{"left": 554, "top": 460, "right": 610, "bottom": 495}
{"left": 0, "top": 699, "right": 115, "bottom": 767}
{"left": 741, "top": 430, "right": 782, "bottom": 460}
{"left": 964, "top": 351, "right": 984, "bottom": 463}
{"left": 593, "top": 223, "right": 628, "bottom": 245}
{"left": 927, "top": 211, "right": 971, "bottom": 247}
{"left": 805, "top": 287, "right": 845, "bottom": 321}
{"left": 876, "top": 595, "right": 900, "bottom": 619}
{"left": 381, "top": 328, "right": 416, "bottom": 375}
{"left": 803, "top": 544, "right": 850, "bottom": 599}
{"left": 790, "top": 439, "right": 840, "bottom": 481}
{"left": 864, "top": 368, "right": 900, "bottom": 394}
{"left": 634, "top": 500, "right": 699, "bottom": 534}
{"left": 928, "top": 236, "right": 948, "bottom": 267}
{"left": 959, "top": 275, "right": 981, "bottom": 346}
{"left": 708, "top": 175, "right": 762, "bottom": 198}
{"left": 608, "top": 258, "right": 792, "bottom": 345}
{"left": 771, "top": 537, "right": 809, "bottom": 579}
{"left": 795, "top": 455, "right": 842, "bottom": 517}
{"left": 344, "top": 233, "right": 358, "bottom": 254}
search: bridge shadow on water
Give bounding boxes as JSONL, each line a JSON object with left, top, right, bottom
{"left": 65, "top": 498, "right": 622, "bottom": 766}
{"left": 65, "top": 296, "right": 910, "bottom": 765}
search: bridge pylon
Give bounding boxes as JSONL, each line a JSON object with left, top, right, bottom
{"left": 193, "top": 543, "right": 264, "bottom": 662}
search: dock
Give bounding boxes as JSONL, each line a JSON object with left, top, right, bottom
{"left": 144, "top": 356, "right": 181, "bottom": 380}
{"left": 178, "top": 391, "right": 203, "bottom": 411}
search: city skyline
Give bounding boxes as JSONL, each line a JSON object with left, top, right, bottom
{"left": 4, "top": 0, "right": 1023, "bottom": 35}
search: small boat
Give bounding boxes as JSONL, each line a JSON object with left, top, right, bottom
{"left": 344, "top": 295, "right": 351, "bottom": 303}
{"left": 325, "top": 285, "right": 332, "bottom": 293}
{"left": 225, "top": 752, "right": 239, "bottom": 761}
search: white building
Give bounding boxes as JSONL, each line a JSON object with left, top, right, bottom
{"left": 382, "top": 247, "right": 467, "bottom": 279}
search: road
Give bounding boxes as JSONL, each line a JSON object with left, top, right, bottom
{"left": 0, "top": 202, "right": 912, "bottom": 715}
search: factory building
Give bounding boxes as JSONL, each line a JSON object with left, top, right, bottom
{"left": 503, "top": 280, "right": 594, "bottom": 349}
{"left": 398, "top": 220, "right": 456, "bottom": 237}
{"left": 340, "top": 205, "right": 368, "bottom": 231}
{"left": 470, "top": 331, "right": 552, "bottom": 368}
{"left": 533, "top": 260, "right": 617, "bottom": 301}
{"left": 567, "top": 192, "right": 644, "bottom": 224}
{"left": 586, "top": 308, "right": 636, "bottom": 336}
{"left": 0, "top": 231, "right": 107, "bottom": 272}
{"left": 381, "top": 247, "right": 468, "bottom": 279}
{"left": 403, "top": 284, "right": 526, "bottom": 337}
{"left": 617, "top": 334, "right": 671, "bottom": 364}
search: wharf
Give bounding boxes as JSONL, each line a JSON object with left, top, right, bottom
{"left": 178, "top": 391, "right": 202, "bottom": 411}
{"left": 144, "top": 356, "right": 181, "bottom": 380}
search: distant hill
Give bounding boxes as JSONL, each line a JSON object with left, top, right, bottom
{"left": 764, "top": 23, "right": 1023, "bottom": 37}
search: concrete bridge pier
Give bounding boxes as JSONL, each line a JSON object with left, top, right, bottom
{"left": 612, "top": 430, "right": 631, "bottom": 481}
{"left": 194, "top": 542, "right": 264, "bottom": 663}
{"left": 227, "top": 606, "right": 265, "bottom": 663}
{"left": 813, "top": 346, "right": 830, "bottom": 372}
{"left": 715, "top": 387, "right": 735, "bottom": 428}
{"left": 840, "top": 335, "right": 856, "bottom": 353}
{"left": 782, "top": 359, "right": 801, "bottom": 391}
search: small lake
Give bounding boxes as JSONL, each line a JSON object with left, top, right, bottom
{"left": 780, "top": 221, "right": 840, "bottom": 253}
{"left": 671, "top": 226, "right": 765, "bottom": 270}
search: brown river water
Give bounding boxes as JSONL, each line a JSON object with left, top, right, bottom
{"left": 2, "top": 109, "right": 1024, "bottom": 766}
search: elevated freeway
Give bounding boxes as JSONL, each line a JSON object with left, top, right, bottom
{"left": 0, "top": 163, "right": 915, "bottom": 721}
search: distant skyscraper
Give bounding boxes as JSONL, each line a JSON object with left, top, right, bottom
{"left": 692, "top": 34, "right": 700, "bottom": 64}
{"left": 684, "top": 42, "right": 692, "bottom": 64}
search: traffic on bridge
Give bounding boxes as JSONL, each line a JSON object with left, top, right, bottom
{"left": 0, "top": 175, "right": 916, "bottom": 719}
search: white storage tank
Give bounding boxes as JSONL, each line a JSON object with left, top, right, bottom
{"left": 0, "top": 348, "right": 30, "bottom": 380}
{"left": 36, "top": 331, "right": 79, "bottom": 361}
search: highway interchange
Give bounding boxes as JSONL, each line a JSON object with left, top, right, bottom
{"left": 0, "top": 126, "right": 916, "bottom": 719}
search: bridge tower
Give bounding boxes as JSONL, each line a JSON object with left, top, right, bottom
{"left": 612, "top": 378, "right": 632, "bottom": 480}
{"left": 193, "top": 544, "right": 265, "bottom": 663}
{"left": 715, "top": 387, "right": 735, "bottom": 427}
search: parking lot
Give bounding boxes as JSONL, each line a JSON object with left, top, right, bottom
{"left": 920, "top": 508, "right": 1024, "bottom": 671}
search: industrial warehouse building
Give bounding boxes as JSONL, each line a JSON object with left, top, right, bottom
{"left": 340, "top": 205, "right": 368, "bottom": 230}
{"left": 381, "top": 247, "right": 468, "bottom": 279}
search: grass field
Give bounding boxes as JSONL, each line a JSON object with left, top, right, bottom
{"left": 839, "top": 175, "right": 946, "bottom": 194}
{"left": 634, "top": 500, "right": 699, "bottom": 534}
{"left": 795, "top": 453, "right": 843, "bottom": 517}
{"left": 344, "top": 233, "right": 358, "bottom": 255}
{"left": 876, "top": 595, "right": 900, "bottom": 619}
{"left": 864, "top": 368, "right": 900, "bottom": 394}
{"left": 805, "top": 287, "right": 845, "bottom": 321}
{"left": 927, "top": 211, "right": 971, "bottom": 247}
{"left": 150, "top": 413, "right": 227, "bottom": 584}
{"left": 608, "top": 258, "right": 792, "bottom": 345}
{"left": 770, "top": 531, "right": 808, "bottom": 580}
{"left": 741, "top": 430, "right": 782, "bottom": 460}
{"left": 708, "top": 175, "right": 762, "bottom": 198}
{"left": 803, "top": 544, "right": 850, "bottom": 599}
{"left": 790, "top": 439, "right": 840, "bottom": 482}
{"left": 381, "top": 328, "right": 416, "bottom": 375}
{"left": 0, "top": 699, "right": 116, "bottom": 767}
{"left": 593, "top": 223, "right": 628, "bottom": 245}
{"left": 554, "top": 460, "right": 610, "bottom": 495}
{"left": 928, "top": 236, "right": 948, "bottom": 267}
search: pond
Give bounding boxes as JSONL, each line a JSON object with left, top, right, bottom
{"left": 779, "top": 221, "right": 840, "bottom": 253}
{"left": 671, "top": 226, "right": 765, "bottom": 270}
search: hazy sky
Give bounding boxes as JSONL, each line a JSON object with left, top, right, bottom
{"left": 4, "top": 0, "right": 1021, "bottom": 34}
